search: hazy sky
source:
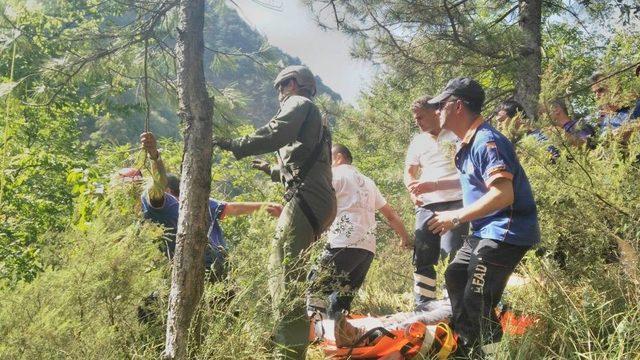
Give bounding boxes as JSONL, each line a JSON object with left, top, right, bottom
{"left": 229, "top": 0, "right": 375, "bottom": 104}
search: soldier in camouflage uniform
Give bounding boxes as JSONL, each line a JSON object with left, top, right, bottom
{"left": 215, "top": 65, "right": 337, "bottom": 359}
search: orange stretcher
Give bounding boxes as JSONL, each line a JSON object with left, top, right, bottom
{"left": 310, "top": 314, "right": 458, "bottom": 360}
{"left": 310, "top": 309, "right": 537, "bottom": 360}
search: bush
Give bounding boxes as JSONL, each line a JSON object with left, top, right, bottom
{"left": 2, "top": 127, "right": 640, "bottom": 359}
{"left": 0, "top": 188, "right": 167, "bottom": 359}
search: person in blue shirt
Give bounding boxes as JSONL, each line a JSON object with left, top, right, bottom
{"left": 546, "top": 98, "right": 596, "bottom": 148}
{"left": 590, "top": 72, "right": 640, "bottom": 132}
{"left": 140, "top": 132, "right": 282, "bottom": 282}
{"left": 494, "top": 99, "right": 560, "bottom": 160}
{"left": 425, "top": 78, "right": 540, "bottom": 357}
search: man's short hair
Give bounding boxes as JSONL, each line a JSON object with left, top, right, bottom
{"left": 166, "top": 174, "right": 180, "bottom": 198}
{"left": 550, "top": 98, "right": 568, "bottom": 115}
{"left": 498, "top": 99, "right": 527, "bottom": 119}
{"left": 411, "top": 95, "right": 437, "bottom": 112}
{"left": 332, "top": 144, "right": 353, "bottom": 164}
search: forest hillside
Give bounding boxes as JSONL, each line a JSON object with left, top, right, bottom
{"left": 1, "top": 0, "right": 640, "bottom": 359}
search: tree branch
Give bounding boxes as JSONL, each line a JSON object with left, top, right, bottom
{"left": 363, "top": 2, "right": 427, "bottom": 65}
{"left": 442, "top": 0, "right": 506, "bottom": 59}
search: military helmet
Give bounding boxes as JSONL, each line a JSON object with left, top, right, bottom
{"left": 273, "top": 65, "right": 317, "bottom": 97}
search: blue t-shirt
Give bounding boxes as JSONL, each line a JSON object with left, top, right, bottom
{"left": 632, "top": 99, "right": 640, "bottom": 119}
{"left": 563, "top": 118, "right": 595, "bottom": 141}
{"left": 454, "top": 119, "right": 540, "bottom": 247}
{"left": 141, "top": 192, "right": 227, "bottom": 268}
{"left": 597, "top": 99, "right": 640, "bottom": 131}
{"left": 525, "top": 129, "right": 560, "bottom": 160}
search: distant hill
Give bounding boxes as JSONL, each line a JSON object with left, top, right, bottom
{"left": 87, "top": 4, "right": 341, "bottom": 144}
{"left": 205, "top": 6, "right": 342, "bottom": 126}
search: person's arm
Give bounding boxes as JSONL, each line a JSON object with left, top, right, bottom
{"left": 378, "top": 203, "right": 412, "bottom": 249}
{"left": 427, "top": 177, "right": 513, "bottom": 236}
{"left": 428, "top": 133, "right": 516, "bottom": 235}
{"left": 404, "top": 164, "right": 420, "bottom": 188}
{"left": 224, "top": 202, "right": 283, "bottom": 218}
{"left": 404, "top": 141, "right": 425, "bottom": 207}
{"left": 141, "top": 132, "right": 167, "bottom": 208}
{"left": 224, "top": 97, "right": 311, "bottom": 159}
{"left": 408, "top": 174, "right": 461, "bottom": 196}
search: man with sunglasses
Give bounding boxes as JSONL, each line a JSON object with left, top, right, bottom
{"left": 425, "top": 78, "right": 539, "bottom": 357}
{"left": 214, "top": 65, "right": 337, "bottom": 360}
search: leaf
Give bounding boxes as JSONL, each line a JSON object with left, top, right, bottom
{"left": 0, "top": 82, "right": 18, "bottom": 98}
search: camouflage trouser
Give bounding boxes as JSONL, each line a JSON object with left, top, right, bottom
{"left": 269, "top": 196, "right": 334, "bottom": 360}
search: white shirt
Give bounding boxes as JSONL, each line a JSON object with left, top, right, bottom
{"left": 405, "top": 132, "right": 462, "bottom": 205}
{"left": 328, "top": 164, "right": 386, "bottom": 253}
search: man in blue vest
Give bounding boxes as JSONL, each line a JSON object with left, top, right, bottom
{"left": 426, "top": 78, "right": 540, "bottom": 357}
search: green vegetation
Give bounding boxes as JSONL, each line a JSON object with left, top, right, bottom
{"left": 1, "top": 0, "right": 640, "bottom": 358}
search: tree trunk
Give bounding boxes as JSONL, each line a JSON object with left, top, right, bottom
{"left": 162, "top": 0, "right": 213, "bottom": 358}
{"left": 515, "top": 0, "right": 542, "bottom": 120}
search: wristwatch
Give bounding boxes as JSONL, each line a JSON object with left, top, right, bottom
{"left": 451, "top": 217, "right": 460, "bottom": 228}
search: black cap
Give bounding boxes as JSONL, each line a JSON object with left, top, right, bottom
{"left": 428, "top": 77, "right": 485, "bottom": 112}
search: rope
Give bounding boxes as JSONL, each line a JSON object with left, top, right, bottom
{"left": 143, "top": 37, "right": 151, "bottom": 134}
{"left": 135, "top": 37, "right": 152, "bottom": 172}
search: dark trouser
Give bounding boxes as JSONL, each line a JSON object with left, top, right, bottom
{"left": 307, "top": 247, "right": 374, "bottom": 318}
{"left": 444, "top": 236, "right": 530, "bottom": 354}
{"left": 413, "top": 200, "right": 467, "bottom": 306}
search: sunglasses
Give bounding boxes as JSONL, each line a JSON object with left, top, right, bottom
{"left": 436, "top": 99, "right": 457, "bottom": 110}
{"left": 276, "top": 78, "right": 293, "bottom": 92}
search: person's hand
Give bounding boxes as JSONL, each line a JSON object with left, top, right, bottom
{"left": 140, "top": 132, "right": 159, "bottom": 160}
{"left": 408, "top": 180, "right": 436, "bottom": 196}
{"left": 266, "top": 203, "right": 283, "bottom": 217}
{"left": 427, "top": 210, "right": 462, "bottom": 236}
{"left": 213, "top": 137, "right": 233, "bottom": 151}
{"left": 251, "top": 159, "right": 271, "bottom": 175}
{"left": 409, "top": 193, "right": 424, "bottom": 207}
{"left": 400, "top": 237, "right": 413, "bottom": 250}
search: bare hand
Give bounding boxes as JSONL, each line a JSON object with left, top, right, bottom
{"left": 427, "top": 210, "right": 461, "bottom": 236}
{"left": 140, "top": 132, "right": 159, "bottom": 160}
{"left": 266, "top": 203, "right": 283, "bottom": 217}
{"left": 400, "top": 237, "right": 413, "bottom": 250}
{"left": 409, "top": 193, "right": 424, "bottom": 207}
{"left": 408, "top": 180, "right": 436, "bottom": 196}
{"left": 251, "top": 159, "right": 271, "bottom": 175}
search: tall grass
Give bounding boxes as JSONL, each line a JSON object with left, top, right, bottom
{"left": 1, "top": 133, "right": 639, "bottom": 359}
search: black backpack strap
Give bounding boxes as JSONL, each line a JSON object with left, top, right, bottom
{"left": 282, "top": 125, "right": 331, "bottom": 237}
{"left": 295, "top": 192, "right": 321, "bottom": 237}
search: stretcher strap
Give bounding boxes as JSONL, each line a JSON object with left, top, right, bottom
{"left": 345, "top": 327, "right": 396, "bottom": 357}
